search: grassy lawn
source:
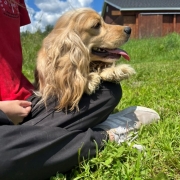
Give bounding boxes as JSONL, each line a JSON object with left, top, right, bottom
{"left": 21, "top": 32, "right": 180, "bottom": 180}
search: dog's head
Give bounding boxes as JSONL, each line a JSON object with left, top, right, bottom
{"left": 53, "top": 8, "right": 130, "bottom": 63}
{"left": 36, "top": 8, "right": 131, "bottom": 111}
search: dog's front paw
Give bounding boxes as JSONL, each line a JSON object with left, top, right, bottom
{"left": 85, "top": 72, "right": 101, "bottom": 94}
{"left": 100, "top": 64, "right": 136, "bottom": 82}
{"left": 115, "top": 64, "right": 136, "bottom": 81}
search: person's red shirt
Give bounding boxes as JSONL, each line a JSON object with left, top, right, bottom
{"left": 0, "top": 0, "right": 34, "bottom": 100}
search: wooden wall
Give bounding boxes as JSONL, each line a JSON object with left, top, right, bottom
{"left": 176, "top": 15, "right": 180, "bottom": 34}
{"left": 103, "top": 3, "right": 180, "bottom": 39}
{"left": 139, "top": 14, "right": 162, "bottom": 38}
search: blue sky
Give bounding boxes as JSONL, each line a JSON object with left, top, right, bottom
{"left": 91, "top": 0, "right": 104, "bottom": 12}
{"left": 22, "top": 0, "right": 105, "bottom": 32}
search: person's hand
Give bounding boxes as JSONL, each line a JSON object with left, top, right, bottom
{"left": 0, "top": 100, "right": 32, "bottom": 125}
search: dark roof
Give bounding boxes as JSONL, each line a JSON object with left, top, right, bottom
{"left": 104, "top": 0, "right": 180, "bottom": 10}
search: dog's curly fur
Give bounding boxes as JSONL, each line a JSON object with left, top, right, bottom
{"left": 35, "top": 8, "right": 135, "bottom": 111}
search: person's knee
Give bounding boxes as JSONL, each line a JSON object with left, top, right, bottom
{"left": 100, "top": 81, "right": 122, "bottom": 107}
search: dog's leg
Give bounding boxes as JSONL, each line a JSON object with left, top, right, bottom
{"left": 85, "top": 72, "right": 101, "bottom": 94}
{"left": 100, "top": 64, "right": 136, "bottom": 82}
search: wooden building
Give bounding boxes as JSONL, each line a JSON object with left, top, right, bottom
{"left": 102, "top": 0, "right": 180, "bottom": 39}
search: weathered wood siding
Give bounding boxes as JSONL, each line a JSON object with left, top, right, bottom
{"left": 176, "top": 15, "right": 180, "bottom": 34}
{"left": 103, "top": 5, "right": 123, "bottom": 25}
{"left": 103, "top": 3, "right": 180, "bottom": 39}
{"left": 162, "top": 15, "right": 174, "bottom": 36}
{"left": 139, "top": 14, "right": 162, "bottom": 38}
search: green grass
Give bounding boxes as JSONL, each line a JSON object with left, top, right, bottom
{"left": 21, "top": 32, "right": 180, "bottom": 180}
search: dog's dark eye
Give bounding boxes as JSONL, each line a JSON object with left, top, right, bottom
{"left": 92, "top": 22, "right": 101, "bottom": 29}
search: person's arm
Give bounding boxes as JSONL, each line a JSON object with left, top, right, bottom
{"left": 0, "top": 100, "right": 32, "bottom": 124}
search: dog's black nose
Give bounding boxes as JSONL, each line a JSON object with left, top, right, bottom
{"left": 124, "top": 26, "right": 131, "bottom": 35}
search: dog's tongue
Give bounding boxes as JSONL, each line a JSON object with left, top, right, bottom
{"left": 106, "top": 48, "right": 130, "bottom": 61}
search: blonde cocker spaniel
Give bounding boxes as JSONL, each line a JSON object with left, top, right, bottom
{"left": 35, "top": 8, "right": 135, "bottom": 111}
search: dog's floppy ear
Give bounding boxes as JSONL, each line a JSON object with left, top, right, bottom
{"left": 36, "top": 29, "right": 90, "bottom": 111}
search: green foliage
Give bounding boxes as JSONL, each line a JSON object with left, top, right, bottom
{"left": 21, "top": 26, "right": 53, "bottom": 82}
{"left": 122, "top": 32, "right": 180, "bottom": 63}
{"left": 21, "top": 32, "right": 180, "bottom": 180}
{"left": 21, "top": 31, "right": 44, "bottom": 82}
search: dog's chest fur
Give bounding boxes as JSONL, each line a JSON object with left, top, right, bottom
{"left": 90, "top": 61, "right": 113, "bottom": 73}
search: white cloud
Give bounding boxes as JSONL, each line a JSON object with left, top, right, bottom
{"left": 21, "top": 0, "right": 94, "bottom": 33}
{"left": 77, "top": 0, "right": 93, "bottom": 6}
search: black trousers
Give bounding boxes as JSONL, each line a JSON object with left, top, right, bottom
{"left": 0, "top": 82, "right": 122, "bottom": 180}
